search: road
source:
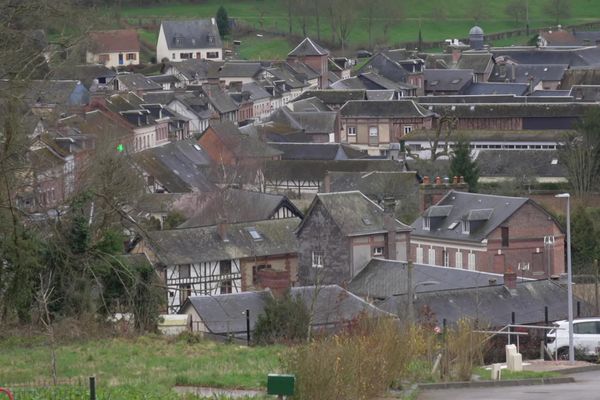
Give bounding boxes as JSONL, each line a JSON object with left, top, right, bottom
{"left": 418, "top": 370, "right": 600, "bottom": 400}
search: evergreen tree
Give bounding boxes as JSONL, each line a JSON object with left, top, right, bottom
{"left": 216, "top": 6, "right": 230, "bottom": 37}
{"left": 449, "top": 137, "right": 479, "bottom": 192}
{"left": 570, "top": 207, "right": 599, "bottom": 272}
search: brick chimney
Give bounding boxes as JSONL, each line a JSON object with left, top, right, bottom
{"left": 504, "top": 267, "right": 517, "bottom": 290}
{"left": 217, "top": 220, "right": 229, "bottom": 242}
{"left": 383, "top": 197, "right": 397, "bottom": 260}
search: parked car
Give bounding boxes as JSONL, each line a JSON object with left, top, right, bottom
{"left": 546, "top": 318, "right": 600, "bottom": 360}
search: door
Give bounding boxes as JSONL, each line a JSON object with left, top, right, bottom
{"left": 368, "top": 126, "right": 378, "bottom": 146}
{"left": 118, "top": 53, "right": 124, "bottom": 65}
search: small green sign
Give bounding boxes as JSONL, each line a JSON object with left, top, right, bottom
{"left": 117, "top": 144, "right": 124, "bottom": 153}
{"left": 267, "top": 374, "right": 295, "bottom": 396}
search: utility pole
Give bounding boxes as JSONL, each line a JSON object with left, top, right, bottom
{"left": 407, "top": 261, "right": 414, "bottom": 322}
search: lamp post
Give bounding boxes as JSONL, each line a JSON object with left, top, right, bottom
{"left": 555, "top": 193, "right": 574, "bottom": 363}
{"left": 407, "top": 275, "right": 440, "bottom": 322}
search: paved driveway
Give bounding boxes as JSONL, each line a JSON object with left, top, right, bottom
{"left": 418, "top": 370, "right": 600, "bottom": 400}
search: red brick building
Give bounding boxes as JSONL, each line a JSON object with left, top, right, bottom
{"left": 287, "top": 37, "right": 329, "bottom": 89}
{"left": 410, "top": 190, "right": 565, "bottom": 278}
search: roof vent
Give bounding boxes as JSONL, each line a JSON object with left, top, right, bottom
{"left": 362, "top": 217, "right": 372, "bottom": 225}
{"left": 551, "top": 158, "right": 558, "bottom": 165}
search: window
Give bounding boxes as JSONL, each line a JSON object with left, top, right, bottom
{"left": 501, "top": 227, "right": 509, "bottom": 247}
{"left": 369, "top": 127, "right": 378, "bottom": 137}
{"left": 196, "top": 52, "right": 201, "bottom": 58}
{"left": 179, "top": 264, "right": 191, "bottom": 279}
{"left": 247, "top": 227, "right": 262, "bottom": 241}
{"left": 98, "top": 54, "right": 110, "bottom": 63}
{"left": 422, "top": 217, "right": 430, "bottom": 231}
{"left": 220, "top": 260, "right": 232, "bottom": 274}
{"left": 180, "top": 52, "right": 192, "bottom": 59}
{"left": 373, "top": 247, "right": 384, "bottom": 256}
{"left": 574, "top": 321, "right": 600, "bottom": 334}
{"left": 206, "top": 51, "right": 219, "bottom": 59}
{"left": 312, "top": 251, "right": 324, "bottom": 268}
{"left": 443, "top": 249, "right": 449, "bottom": 267}
{"left": 347, "top": 126, "right": 357, "bottom": 135}
{"left": 403, "top": 125, "right": 413, "bottom": 134}
{"left": 468, "top": 252, "right": 476, "bottom": 270}
{"left": 416, "top": 247, "right": 423, "bottom": 264}
{"left": 220, "top": 280, "right": 233, "bottom": 294}
{"left": 126, "top": 53, "right": 137, "bottom": 60}
{"left": 179, "top": 284, "right": 192, "bottom": 304}
{"left": 428, "top": 248, "right": 436, "bottom": 265}
{"left": 462, "top": 220, "right": 470, "bottom": 234}
{"left": 455, "top": 251, "right": 463, "bottom": 269}
{"left": 252, "top": 264, "right": 271, "bottom": 284}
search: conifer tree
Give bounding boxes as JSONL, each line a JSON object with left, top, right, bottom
{"left": 449, "top": 137, "right": 479, "bottom": 192}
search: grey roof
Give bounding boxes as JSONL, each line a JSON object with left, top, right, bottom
{"left": 220, "top": 62, "right": 263, "bottom": 78}
{"left": 339, "top": 100, "right": 435, "bottom": 118}
{"left": 325, "top": 171, "right": 419, "bottom": 203}
{"left": 264, "top": 65, "right": 307, "bottom": 89}
{"left": 424, "top": 69, "right": 474, "bottom": 93}
{"left": 298, "top": 191, "right": 411, "bottom": 237}
{"left": 288, "top": 37, "right": 328, "bottom": 57}
{"left": 269, "top": 107, "right": 337, "bottom": 134}
{"left": 379, "top": 280, "right": 589, "bottom": 326}
{"left": 12, "top": 80, "right": 90, "bottom": 108}
{"left": 424, "top": 205, "right": 453, "bottom": 218}
{"left": 476, "top": 150, "right": 567, "bottom": 178}
{"left": 166, "top": 59, "right": 218, "bottom": 81}
{"left": 422, "top": 102, "right": 596, "bottom": 119}
{"left": 161, "top": 19, "right": 222, "bottom": 50}
{"left": 358, "top": 72, "right": 416, "bottom": 91}
{"left": 205, "top": 121, "right": 283, "bottom": 159}
{"left": 456, "top": 53, "right": 493, "bottom": 74}
{"left": 405, "top": 129, "right": 569, "bottom": 142}
{"left": 178, "top": 189, "right": 302, "bottom": 228}
{"left": 264, "top": 159, "right": 406, "bottom": 182}
{"left": 147, "top": 217, "right": 301, "bottom": 265}
{"left": 366, "top": 90, "right": 397, "bottom": 100}
{"left": 117, "top": 73, "right": 163, "bottom": 91}
{"left": 470, "top": 26, "right": 484, "bottom": 35}
{"left": 241, "top": 82, "right": 271, "bottom": 101}
{"left": 269, "top": 143, "right": 367, "bottom": 161}
{"left": 134, "top": 193, "right": 213, "bottom": 218}
{"left": 183, "top": 291, "right": 271, "bottom": 334}
{"left": 530, "top": 90, "right": 571, "bottom": 97}
{"left": 50, "top": 64, "right": 116, "bottom": 89}
{"left": 492, "top": 47, "right": 600, "bottom": 68}
{"left": 330, "top": 77, "right": 370, "bottom": 90}
{"left": 349, "top": 259, "right": 506, "bottom": 300}
{"left": 293, "top": 90, "right": 367, "bottom": 105}
{"left": 489, "top": 64, "right": 568, "bottom": 86}
{"left": 149, "top": 74, "right": 180, "bottom": 84}
{"left": 411, "top": 190, "right": 529, "bottom": 243}
{"left": 569, "top": 85, "right": 600, "bottom": 101}
{"left": 182, "top": 284, "right": 388, "bottom": 334}
{"left": 358, "top": 53, "right": 411, "bottom": 83}
{"left": 133, "top": 139, "right": 216, "bottom": 193}
{"left": 463, "top": 82, "right": 529, "bottom": 96}
{"left": 202, "top": 84, "right": 238, "bottom": 113}
{"left": 288, "top": 96, "right": 331, "bottom": 112}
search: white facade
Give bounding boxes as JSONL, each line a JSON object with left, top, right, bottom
{"left": 86, "top": 50, "right": 140, "bottom": 69}
{"left": 157, "top": 24, "right": 223, "bottom": 63}
{"left": 404, "top": 139, "right": 561, "bottom": 160}
{"left": 167, "top": 99, "right": 209, "bottom": 134}
{"left": 252, "top": 98, "right": 272, "bottom": 121}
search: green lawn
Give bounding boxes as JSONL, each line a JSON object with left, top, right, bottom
{"left": 119, "top": 0, "right": 600, "bottom": 54}
{"left": 473, "top": 367, "right": 560, "bottom": 380}
{"left": 0, "top": 335, "right": 284, "bottom": 397}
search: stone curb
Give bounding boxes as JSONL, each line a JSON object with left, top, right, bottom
{"left": 555, "top": 364, "right": 600, "bottom": 375}
{"left": 417, "top": 376, "right": 575, "bottom": 390}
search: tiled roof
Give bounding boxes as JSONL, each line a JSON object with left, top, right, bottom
{"left": 89, "top": 30, "right": 140, "bottom": 53}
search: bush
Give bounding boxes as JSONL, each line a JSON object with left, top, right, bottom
{"left": 253, "top": 292, "right": 309, "bottom": 345}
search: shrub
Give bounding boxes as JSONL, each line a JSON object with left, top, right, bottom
{"left": 253, "top": 292, "right": 309, "bottom": 345}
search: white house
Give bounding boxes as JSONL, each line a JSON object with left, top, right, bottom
{"left": 86, "top": 30, "right": 140, "bottom": 68}
{"left": 157, "top": 19, "right": 223, "bottom": 63}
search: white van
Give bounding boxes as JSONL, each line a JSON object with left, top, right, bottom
{"left": 546, "top": 318, "right": 600, "bottom": 360}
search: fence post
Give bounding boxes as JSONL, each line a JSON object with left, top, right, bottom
{"left": 89, "top": 376, "right": 96, "bottom": 400}
{"left": 245, "top": 309, "right": 251, "bottom": 346}
{"left": 442, "top": 318, "right": 448, "bottom": 380}
{"left": 577, "top": 301, "right": 581, "bottom": 318}
{"left": 544, "top": 306, "right": 549, "bottom": 359}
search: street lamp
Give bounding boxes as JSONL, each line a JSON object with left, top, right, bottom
{"left": 406, "top": 263, "right": 440, "bottom": 322}
{"left": 555, "top": 192, "right": 574, "bottom": 364}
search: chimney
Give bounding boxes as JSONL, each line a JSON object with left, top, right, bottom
{"left": 511, "top": 63, "right": 516, "bottom": 82}
{"left": 211, "top": 17, "right": 216, "bottom": 25}
{"left": 383, "top": 197, "right": 397, "bottom": 260}
{"left": 504, "top": 267, "right": 517, "bottom": 290}
{"left": 217, "top": 220, "right": 229, "bottom": 242}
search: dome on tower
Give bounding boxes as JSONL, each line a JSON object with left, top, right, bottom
{"left": 469, "top": 26, "right": 484, "bottom": 35}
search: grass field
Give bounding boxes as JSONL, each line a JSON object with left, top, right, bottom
{"left": 120, "top": 0, "right": 600, "bottom": 59}
{"left": 0, "top": 335, "right": 284, "bottom": 398}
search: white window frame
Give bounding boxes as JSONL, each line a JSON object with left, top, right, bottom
{"left": 403, "top": 125, "right": 413, "bottom": 134}
{"left": 347, "top": 126, "right": 357, "bottom": 136}
{"left": 422, "top": 217, "right": 430, "bottom": 231}
{"left": 311, "top": 251, "right": 324, "bottom": 268}
{"left": 416, "top": 247, "right": 423, "bottom": 264}
{"left": 373, "top": 246, "right": 384, "bottom": 256}
{"left": 455, "top": 251, "right": 463, "bottom": 269}
{"left": 462, "top": 220, "right": 470, "bottom": 234}
{"left": 468, "top": 252, "right": 476, "bottom": 270}
{"left": 443, "top": 248, "right": 449, "bottom": 267}
{"left": 428, "top": 248, "right": 436, "bottom": 266}
{"left": 369, "top": 126, "right": 378, "bottom": 137}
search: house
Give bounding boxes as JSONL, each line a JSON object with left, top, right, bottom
{"left": 219, "top": 62, "right": 264, "bottom": 86}
{"left": 331, "top": 72, "right": 418, "bottom": 96}
{"left": 411, "top": 190, "right": 565, "bottom": 278}
{"left": 379, "top": 276, "right": 590, "bottom": 327}
{"left": 242, "top": 82, "right": 272, "bottom": 121}
{"left": 201, "top": 84, "right": 239, "bottom": 122}
{"left": 51, "top": 64, "right": 116, "bottom": 92}
{"left": 134, "top": 217, "right": 300, "bottom": 313}
{"left": 287, "top": 37, "right": 329, "bottom": 89}
{"left": 476, "top": 150, "right": 568, "bottom": 184}
{"left": 86, "top": 30, "right": 140, "bottom": 68}
{"left": 537, "top": 28, "right": 600, "bottom": 47}
{"left": 157, "top": 19, "right": 223, "bottom": 62}
{"left": 423, "top": 69, "right": 474, "bottom": 95}
{"left": 180, "top": 284, "right": 390, "bottom": 336}
{"left": 268, "top": 107, "right": 338, "bottom": 143}
{"left": 348, "top": 258, "right": 509, "bottom": 301}
{"left": 338, "top": 100, "right": 436, "bottom": 155}
{"left": 11, "top": 79, "right": 90, "bottom": 115}
{"left": 297, "top": 192, "right": 412, "bottom": 286}
{"left": 357, "top": 51, "right": 425, "bottom": 93}
{"left": 462, "top": 82, "right": 529, "bottom": 96}
{"left": 269, "top": 143, "right": 367, "bottom": 161}
{"left": 489, "top": 63, "right": 568, "bottom": 91}
{"left": 456, "top": 53, "right": 495, "bottom": 82}
{"left": 164, "top": 93, "right": 213, "bottom": 134}
{"left": 149, "top": 74, "right": 182, "bottom": 91}
{"left": 162, "top": 59, "right": 217, "bottom": 87}
{"left": 293, "top": 89, "right": 366, "bottom": 110}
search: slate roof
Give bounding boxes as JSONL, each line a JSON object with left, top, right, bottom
{"left": 357, "top": 52, "right": 411, "bottom": 83}
{"left": 14, "top": 80, "right": 89, "bottom": 108}
{"left": 404, "top": 129, "right": 568, "bottom": 143}
{"left": 422, "top": 102, "right": 595, "bottom": 118}
{"left": 149, "top": 74, "right": 180, "bottom": 85}
{"left": 178, "top": 189, "right": 302, "bottom": 228}
{"left": 202, "top": 84, "right": 238, "bottom": 113}
{"left": 166, "top": 59, "right": 218, "bottom": 81}
{"left": 220, "top": 62, "right": 263, "bottom": 78}
{"left": 463, "top": 82, "right": 529, "bottom": 96}
{"left": 268, "top": 107, "right": 337, "bottom": 134}
{"left": 411, "top": 190, "right": 529, "bottom": 243}
{"left": 264, "top": 159, "right": 405, "bottom": 182}
{"left": 50, "top": 64, "right": 116, "bottom": 89}
{"left": 117, "top": 73, "right": 163, "bottom": 91}
{"left": 378, "top": 280, "right": 589, "bottom": 326}
{"left": 330, "top": 77, "right": 369, "bottom": 90}
{"left": 293, "top": 90, "right": 366, "bottom": 105}
{"left": 298, "top": 191, "right": 412, "bottom": 237}
{"left": 569, "top": 84, "right": 600, "bottom": 101}
{"left": 324, "top": 171, "right": 419, "bottom": 202}
{"left": 205, "top": 121, "right": 283, "bottom": 159}
{"left": 264, "top": 65, "right": 307, "bottom": 89}
{"left": 241, "top": 82, "right": 271, "bottom": 101}
{"left": 476, "top": 150, "right": 567, "bottom": 178}
{"left": 288, "top": 96, "right": 331, "bottom": 112}
{"left": 492, "top": 47, "right": 600, "bottom": 68}
{"left": 424, "top": 69, "right": 474, "bottom": 93}
{"left": 134, "top": 192, "right": 212, "bottom": 218}
{"left": 366, "top": 90, "right": 397, "bottom": 101}
{"left": 339, "top": 100, "right": 435, "bottom": 118}
{"left": 133, "top": 139, "right": 216, "bottom": 193}
{"left": 359, "top": 72, "right": 416, "bottom": 91}
{"left": 146, "top": 217, "right": 301, "bottom": 265}
{"left": 489, "top": 64, "right": 568, "bottom": 87}
{"left": 349, "top": 258, "right": 507, "bottom": 300}
{"left": 161, "top": 20, "right": 222, "bottom": 50}
{"left": 181, "top": 284, "right": 389, "bottom": 335}
{"left": 288, "top": 37, "right": 328, "bottom": 57}
{"left": 269, "top": 143, "right": 367, "bottom": 161}
{"left": 88, "top": 30, "right": 140, "bottom": 53}
{"left": 456, "top": 53, "right": 493, "bottom": 74}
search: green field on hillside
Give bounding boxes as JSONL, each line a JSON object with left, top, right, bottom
{"left": 121, "top": 0, "right": 600, "bottom": 58}
{"left": 0, "top": 335, "right": 283, "bottom": 398}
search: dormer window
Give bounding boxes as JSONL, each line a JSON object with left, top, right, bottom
{"left": 462, "top": 220, "right": 470, "bottom": 234}
{"left": 423, "top": 217, "right": 430, "bottom": 231}
{"left": 208, "top": 35, "right": 215, "bottom": 44}
{"left": 174, "top": 37, "right": 183, "bottom": 46}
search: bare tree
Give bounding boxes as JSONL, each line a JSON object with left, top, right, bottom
{"left": 326, "top": 0, "right": 360, "bottom": 50}
{"left": 505, "top": 0, "right": 527, "bottom": 24}
{"left": 408, "top": 114, "right": 458, "bottom": 161}
{"left": 545, "top": 0, "right": 572, "bottom": 25}
{"left": 36, "top": 272, "right": 58, "bottom": 385}
{"left": 467, "top": 0, "right": 489, "bottom": 23}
